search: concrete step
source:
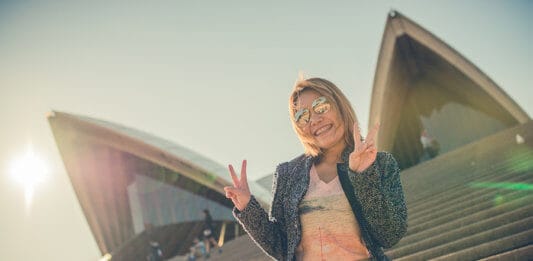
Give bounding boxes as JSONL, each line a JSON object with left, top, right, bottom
{"left": 479, "top": 244, "right": 533, "bottom": 261}
{"left": 406, "top": 188, "right": 532, "bottom": 235}
{"left": 432, "top": 230, "right": 533, "bottom": 261}
{"left": 395, "top": 217, "right": 533, "bottom": 261}
{"left": 403, "top": 193, "right": 533, "bottom": 239}
{"left": 407, "top": 170, "right": 531, "bottom": 220}
{"left": 405, "top": 161, "right": 523, "bottom": 209}
{"left": 388, "top": 203, "right": 533, "bottom": 258}
{"left": 211, "top": 234, "right": 270, "bottom": 261}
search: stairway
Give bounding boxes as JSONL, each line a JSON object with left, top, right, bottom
{"left": 212, "top": 121, "right": 533, "bottom": 260}
{"left": 386, "top": 121, "right": 533, "bottom": 260}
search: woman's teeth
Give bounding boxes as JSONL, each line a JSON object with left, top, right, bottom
{"left": 314, "top": 125, "right": 332, "bottom": 136}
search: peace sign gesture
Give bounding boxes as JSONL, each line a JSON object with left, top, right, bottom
{"left": 349, "top": 121, "right": 380, "bottom": 173}
{"left": 224, "top": 160, "right": 251, "bottom": 211}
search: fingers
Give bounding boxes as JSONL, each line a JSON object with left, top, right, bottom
{"left": 365, "top": 139, "right": 375, "bottom": 149}
{"left": 241, "top": 160, "right": 248, "bottom": 188}
{"left": 224, "top": 186, "right": 237, "bottom": 198}
{"left": 353, "top": 122, "right": 362, "bottom": 149}
{"left": 366, "top": 122, "right": 380, "bottom": 143}
{"left": 365, "top": 143, "right": 376, "bottom": 155}
{"left": 349, "top": 124, "right": 378, "bottom": 173}
{"left": 353, "top": 138, "right": 375, "bottom": 156}
{"left": 355, "top": 142, "right": 372, "bottom": 154}
{"left": 228, "top": 160, "right": 249, "bottom": 190}
{"left": 362, "top": 139, "right": 376, "bottom": 154}
{"left": 224, "top": 187, "right": 232, "bottom": 197}
{"left": 228, "top": 164, "right": 239, "bottom": 187}
{"left": 224, "top": 187, "right": 240, "bottom": 207}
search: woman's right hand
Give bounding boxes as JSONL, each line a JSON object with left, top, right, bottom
{"left": 224, "top": 160, "right": 251, "bottom": 211}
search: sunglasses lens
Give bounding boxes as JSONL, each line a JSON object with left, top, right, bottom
{"left": 295, "top": 109, "right": 310, "bottom": 126}
{"left": 314, "top": 102, "right": 330, "bottom": 114}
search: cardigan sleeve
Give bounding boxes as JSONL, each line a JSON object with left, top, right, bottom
{"left": 233, "top": 162, "right": 289, "bottom": 260}
{"left": 351, "top": 151, "right": 408, "bottom": 248}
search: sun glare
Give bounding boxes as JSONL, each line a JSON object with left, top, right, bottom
{"left": 10, "top": 145, "right": 48, "bottom": 208}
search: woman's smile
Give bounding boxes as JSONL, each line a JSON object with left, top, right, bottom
{"left": 313, "top": 124, "right": 333, "bottom": 136}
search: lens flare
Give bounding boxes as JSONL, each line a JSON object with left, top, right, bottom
{"left": 9, "top": 145, "right": 48, "bottom": 209}
{"left": 468, "top": 182, "right": 533, "bottom": 191}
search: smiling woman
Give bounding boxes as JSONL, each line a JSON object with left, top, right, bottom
{"left": 225, "top": 77, "right": 407, "bottom": 260}
{"left": 9, "top": 144, "right": 48, "bottom": 209}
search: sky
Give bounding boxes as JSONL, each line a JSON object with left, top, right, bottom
{"left": 0, "top": 1, "right": 531, "bottom": 260}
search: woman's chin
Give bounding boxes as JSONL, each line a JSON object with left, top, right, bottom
{"left": 316, "top": 131, "right": 344, "bottom": 151}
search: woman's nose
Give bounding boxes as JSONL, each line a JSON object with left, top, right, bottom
{"left": 309, "top": 112, "right": 323, "bottom": 125}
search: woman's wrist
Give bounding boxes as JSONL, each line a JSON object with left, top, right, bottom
{"left": 237, "top": 194, "right": 252, "bottom": 212}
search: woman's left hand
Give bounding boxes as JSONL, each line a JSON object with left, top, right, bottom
{"left": 349, "top": 121, "right": 380, "bottom": 172}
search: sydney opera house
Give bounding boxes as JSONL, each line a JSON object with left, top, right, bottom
{"left": 49, "top": 11, "right": 532, "bottom": 260}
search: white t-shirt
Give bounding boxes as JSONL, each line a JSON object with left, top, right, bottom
{"left": 295, "top": 164, "right": 370, "bottom": 261}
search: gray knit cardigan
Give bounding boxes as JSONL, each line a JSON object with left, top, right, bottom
{"left": 234, "top": 149, "right": 408, "bottom": 261}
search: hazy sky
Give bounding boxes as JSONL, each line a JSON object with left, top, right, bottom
{"left": 1, "top": 1, "right": 531, "bottom": 260}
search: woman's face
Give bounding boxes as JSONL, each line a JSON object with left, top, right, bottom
{"left": 295, "top": 90, "right": 346, "bottom": 153}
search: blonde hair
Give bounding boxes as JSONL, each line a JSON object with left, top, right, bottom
{"left": 289, "top": 77, "right": 358, "bottom": 157}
